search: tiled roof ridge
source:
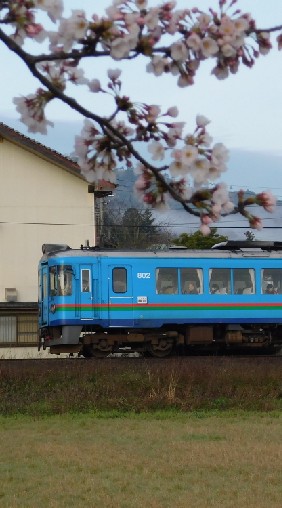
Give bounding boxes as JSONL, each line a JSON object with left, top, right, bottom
{"left": 0, "top": 120, "right": 81, "bottom": 176}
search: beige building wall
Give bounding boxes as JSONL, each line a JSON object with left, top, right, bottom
{"left": 0, "top": 137, "right": 94, "bottom": 302}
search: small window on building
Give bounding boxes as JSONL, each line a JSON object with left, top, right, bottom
{"left": 81, "top": 269, "right": 91, "bottom": 292}
{"left": 156, "top": 268, "right": 178, "bottom": 294}
{"left": 0, "top": 316, "right": 17, "bottom": 343}
{"left": 113, "top": 267, "right": 127, "bottom": 293}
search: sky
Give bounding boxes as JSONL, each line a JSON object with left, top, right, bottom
{"left": 1, "top": 0, "right": 282, "bottom": 198}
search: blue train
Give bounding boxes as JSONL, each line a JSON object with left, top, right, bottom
{"left": 38, "top": 241, "right": 282, "bottom": 357}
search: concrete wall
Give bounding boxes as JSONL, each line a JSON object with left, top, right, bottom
{"left": 0, "top": 137, "right": 94, "bottom": 302}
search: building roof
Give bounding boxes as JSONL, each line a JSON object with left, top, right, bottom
{"left": 0, "top": 121, "right": 84, "bottom": 180}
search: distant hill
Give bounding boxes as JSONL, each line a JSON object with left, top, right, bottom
{"left": 3, "top": 116, "right": 282, "bottom": 241}
{"left": 3, "top": 115, "right": 282, "bottom": 194}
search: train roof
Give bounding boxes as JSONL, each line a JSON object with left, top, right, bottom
{"left": 40, "top": 241, "right": 282, "bottom": 261}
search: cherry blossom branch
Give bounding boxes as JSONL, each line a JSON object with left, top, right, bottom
{"left": 0, "top": 0, "right": 280, "bottom": 234}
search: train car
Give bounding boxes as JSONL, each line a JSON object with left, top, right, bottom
{"left": 38, "top": 241, "right": 282, "bottom": 357}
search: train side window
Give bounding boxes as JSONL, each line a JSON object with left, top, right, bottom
{"left": 181, "top": 268, "right": 203, "bottom": 294}
{"left": 113, "top": 267, "right": 127, "bottom": 293}
{"left": 81, "top": 269, "right": 91, "bottom": 292}
{"left": 261, "top": 268, "right": 282, "bottom": 294}
{"left": 209, "top": 268, "right": 231, "bottom": 294}
{"left": 156, "top": 268, "right": 178, "bottom": 294}
{"left": 234, "top": 268, "right": 255, "bottom": 294}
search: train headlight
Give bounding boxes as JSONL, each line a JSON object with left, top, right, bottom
{"left": 50, "top": 304, "right": 56, "bottom": 314}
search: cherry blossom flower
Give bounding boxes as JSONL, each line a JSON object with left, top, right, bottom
{"left": 221, "top": 43, "right": 237, "bottom": 58}
{"left": 169, "top": 159, "right": 188, "bottom": 177}
{"left": 145, "top": 105, "right": 161, "bottom": 122}
{"left": 144, "top": 8, "right": 160, "bottom": 30}
{"left": 256, "top": 192, "right": 276, "bottom": 212}
{"left": 13, "top": 92, "right": 54, "bottom": 135}
{"left": 166, "top": 106, "right": 179, "bottom": 118}
{"left": 196, "top": 115, "right": 210, "bottom": 128}
{"left": 249, "top": 216, "right": 263, "bottom": 230}
{"left": 146, "top": 55, "right": 168, "bottom": 76}
{"left": 181, "top": 145, "right": 198, "bottom": 166}
{"left": 170, "top": 41, "right": 188, "bottom": 62}
{"left": 35, "top": 0, "right": 64, "bottom": 22}
{"left": 186, "top": 33, "right": 202, "bottom": 52}
{"left": 135, "top": 0, "right": 148, "bottom": 10}
{"left": 148, "top": 141, "right": 165, "bottom": 161}
{"left": 108, "top": 68, "right": 122, "bottom": 81}
{"left": 211, "top": 143, "right": 229, "bottom": 171}
{"left": 201, "top": 37, "right": 219, "bottom": 58}
{"left": 88, "top": 79, "right": 102, "bottom": 93}
{"left": 212, "top": 183, "right": 229, "bottom": 205}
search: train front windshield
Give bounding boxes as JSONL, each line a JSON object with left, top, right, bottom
{"left": 49, "top": 265, "right": 73, "bottom": 296}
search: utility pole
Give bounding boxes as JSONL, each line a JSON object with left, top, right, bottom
{"left": 88, "top": 180, "right": 116, "bottom": 247}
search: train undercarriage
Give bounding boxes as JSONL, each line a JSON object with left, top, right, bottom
{"left": 42, "top": 323, "right": 282, "bottom": 358}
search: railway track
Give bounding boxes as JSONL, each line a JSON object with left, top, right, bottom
{"left": 0, "top": 353, "right": 281, "bottom": 367}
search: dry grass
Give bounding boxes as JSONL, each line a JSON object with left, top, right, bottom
{"left": 0, "top": 412, "right": 281, "bottom": 507}
{"left": 0, "top": 356, "right": 281, "bottom": 414}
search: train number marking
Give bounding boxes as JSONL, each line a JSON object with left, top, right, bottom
{"left": 137, "top": 273, "right": 151, "bottom": 279}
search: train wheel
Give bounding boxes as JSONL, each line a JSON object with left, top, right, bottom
{"left": 147, "top": 339, "right": 174, "bottom": 358}
{"left": 92, "top": 340, "right": 113, "bottom": 358}
{"left": 81, "top": 344, "right": 94, "bottom": 358}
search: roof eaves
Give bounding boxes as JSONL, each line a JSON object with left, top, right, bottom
{"left": 0, "top": 122, "right": 84, "bottom": 181}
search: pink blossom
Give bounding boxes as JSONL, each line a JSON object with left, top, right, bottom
{"left": 134, "top": 176, "right": 149, "bottom": 191}
{"left": 146, "top": 105, "right": 161, "bottom": 122}
{"left": 181, "top": 145, "right": 198, "bottom": 166}
{"left": 170, "top": 41, "right": 188, "bottom": 62}
{"left": 148, "top": 141, "right": 165, "bottom": 161}
{"left": 110, "top": 37, "right": 131, "bottom": 60}
{"left": 169, "top": 159, "right": 188, "bottom": 177}
{"left": 196, "top": 115, "right": 210, "bottom": 128}
{"left": 135, "top": 0, "right": 148, "bottom": 10}
{"left": 177, "top": 74, "right": 194, "bottom": 87}
{"left": 144, "top": 8, "right": 160, "bottom": 30}
{"left": 201, "top": 215, "right": 212, "bottom": 225}
{"left": 249, "top": 216, "right": 263, "bottom": 231}
{"left": 201, "top": 37, "right": 219, "bottom": 58}
{"left": 212, "top": 65, "right": 229, "bottom": 80}
{"left": 108, "top": 68, "right": 122, "bottom": 81}
{"left": 200, "top": 224, "right": 211, "bottom": 236}
{"left": 35, "top": 0, "right": 63, "bottom": 22}
{"left": 13, "top": 93, "right": 54, "bottom": 135}
{"left": 25, "top": 23, "right": 44, "bottom": 37}
{"left": 146, "top": 56, "right": 168, "bottom": 76}
{"left": 277, "top": 34, "right": 282, "bottom": 51}
{"left": 88, "top": 79, "right": 101, "bottom": 93}
{"left": 212, "top": 184, "right": 229, "bottom": 205}
{"left": 256, "top": 192, "right": 276, "bottom": 212}
{"left": 166, "top": 106, "right": 178, "bottom": 118}
{"left": 186, "top": 33, "right": 202, "bottom": 52}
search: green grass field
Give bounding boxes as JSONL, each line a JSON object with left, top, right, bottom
{"left": 0, "top": 412, "right": 281, "bottom": 508}
{"left": 0, "top": 357, "right": 281, "bottom": 507}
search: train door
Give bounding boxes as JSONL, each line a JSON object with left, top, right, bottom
{"left": 40, "top": 264, "right": 49, "bottom": 326}
{"left": 80, "top": 265, "right": 96, "bottom": 319}
{"left": 108, "top": 265, "right": 133, "bottom": 326}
